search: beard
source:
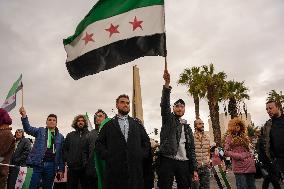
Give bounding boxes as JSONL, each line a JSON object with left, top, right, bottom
{"left": 196, "top": 127, "right": 204, "bottom": 132}
{"left": 174, "top": 112, "right": 184, "bottom": 118}
{"left": 118, "top": 108, "right": 129, "bottom": 116}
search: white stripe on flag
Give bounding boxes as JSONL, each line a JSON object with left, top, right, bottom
{"left": 65, "top": 5, "right": 164, "bottom": 62}
{"left": 214, "top": 165, "right": 226, "bottom": 188}
{"left": 15, "top": 167, "right": 28, "bottom": 189}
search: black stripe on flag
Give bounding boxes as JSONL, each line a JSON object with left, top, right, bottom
{"left": 66, "top": 33, "right": 166, "bottom": 80}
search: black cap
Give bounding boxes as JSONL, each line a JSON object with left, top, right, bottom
{"left": 174, "top": 99, "right": 185, "bottom": 106}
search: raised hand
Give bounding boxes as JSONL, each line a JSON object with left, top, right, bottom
{"left": 163, "top": 69, "right": 170, "bottom": 88}
{"left": 19, "top": 107, "right": 27, "bottom": 118}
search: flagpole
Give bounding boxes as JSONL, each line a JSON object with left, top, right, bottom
{"left": 163, "top": 1, "right": 168, "bottom": 71}
{"left": 165, "top": 57, "right": 167, "bottom": 71}
{"left": 21, "top": 87, "right": 24, "bottom": 107}
{"left": 0, "top": 163, "right": 16, "bottom": 167}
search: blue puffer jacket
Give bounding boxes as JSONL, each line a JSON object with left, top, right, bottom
{"left": 21, "top": 117, "right": 64, "bottom": 172}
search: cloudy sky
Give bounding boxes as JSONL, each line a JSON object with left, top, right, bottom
{"left": 0, "top": 0, "right": 283, "bottom": 136}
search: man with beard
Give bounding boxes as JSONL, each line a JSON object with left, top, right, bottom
{"left": 95, "top": 94, "right": 151, "bottom": 189}
{"left": 158, "top": 70, "right": 198, "bottom": 189}
{"left": 7, "top": 129, "right": 31, "bottom": 189}
{"left": 193, "top": 119, "right": 210, "bottom": 189}
{"left": 258, "top": 100, "right": 284, "bottom": 189}
{"left": 63, "top": 115, "right": 89, "bottom": 189}
{"left": 83, "top": 109, "right": 108, "bottom": 189}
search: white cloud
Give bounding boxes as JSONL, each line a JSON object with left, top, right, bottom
{"left": 1, "top": 0, "right": 284, "bottom": 136}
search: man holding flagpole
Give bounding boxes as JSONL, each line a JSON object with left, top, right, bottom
{"left": 158, "top": 70, "right": 198, "bottom": 189}
{"left": 19, "top": 107, "right": 64, "bottom": 189}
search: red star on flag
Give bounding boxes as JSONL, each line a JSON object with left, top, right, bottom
{"left": 105, "top": 24, "right": 120, "bottom": 38}
{"left": 16, "top": 187, "right": 20, "bottom": 189}
{"left": 129, "top": 16, "right": 143, "bottom": 31}
{"left": 82, "top": 32, "right": 94, "bottom": 45}
{"left": 19, "top": 170, "right": 25, "bottom": 176}
{"left": 17, "top": 179, "right": 22, "bottom": 183}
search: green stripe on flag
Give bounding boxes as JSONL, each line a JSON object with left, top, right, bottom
{"left": 6, "top": 74, "right": 22, "bottom": 98}
{"left": 63, "top": 0, "right": 164, "bottom": 45}
{"left": 22, "top": 167, "right": 33, "bottom": 189}
{"left": 218, "top": 165, "right": 231, "bottom": 189}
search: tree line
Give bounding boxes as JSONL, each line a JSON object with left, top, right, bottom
{"left": 178, "top": 63, "right": 284, "bottom": 145}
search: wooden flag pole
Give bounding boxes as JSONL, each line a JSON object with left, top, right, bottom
{"left": 165, "top": 56, "right": 168, "bottom": 71}
{"left": 21, "top": 87, "right": 24, "bottom": 107}
{"left": 163, "top": 1, "right": 168, "bottom": 71}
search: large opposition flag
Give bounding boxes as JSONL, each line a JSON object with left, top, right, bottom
{"left": 1, "top": 74, "right": 23, "bottom": 112}
{"left": 63, "top": 0, "right": 166, "bottom": 80}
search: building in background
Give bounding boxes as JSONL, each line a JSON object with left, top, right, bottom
{"left": 208, "top": 113, "right": 252, "bottom": 144}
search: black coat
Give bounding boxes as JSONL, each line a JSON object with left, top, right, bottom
{"left": 63, "top": 127, "right": 89, "bottom": 170}
{"left": 159, "top": 86, "right": 197, "bottom": 173}
{"left": 10, "top": 138, "right": 31, "bottom": 166}
{"left": 83, "top": 129, "right": 98, "bottom": 177}
{"left": 95, "top": 116, "right": 151, "bottom": 189}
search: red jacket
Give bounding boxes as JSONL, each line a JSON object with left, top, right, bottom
{"left": 224, "top": 135, "right": 256, "bottom": 174}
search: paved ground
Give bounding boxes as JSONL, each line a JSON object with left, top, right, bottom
{"left": 210, "top": 171, "right": 284, "bottom": 189}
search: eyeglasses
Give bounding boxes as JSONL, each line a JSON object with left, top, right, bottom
{"left": 96, "top": 114, "right": 104, "bottom": 118}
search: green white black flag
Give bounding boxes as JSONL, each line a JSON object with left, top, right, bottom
{"left": 63, "top": 0, "right": 166, "bottom": 80}
{"left": 1, "top": 74, "right": 23, "bottom": 112}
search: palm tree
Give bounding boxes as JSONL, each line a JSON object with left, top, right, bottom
{"left": 247, "top": 122, "right": 260, "bottom": 145}
{"left": 267, "top": 90, "right": 284, "bottom": 111}
{"left": 223, "top": 80, "right": 250, "bottom": 119}
{"left": 201, "top": 64, "right": 227, "bottom": 145}
{"left": 178, "top": 66, "right": 205, "bottom": 119}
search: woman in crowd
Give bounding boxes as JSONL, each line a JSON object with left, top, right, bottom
{"left": 0, "top": 108, "right": 15, "bottom": 189}
{"left": 224, "top": 117, "right": 256, "bottom": 189}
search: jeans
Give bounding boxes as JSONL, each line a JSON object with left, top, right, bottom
{"left": 234, "top": 173, "right": 256, "bottom": 189}
{"left": 29, "top": 162, "right": 55, "bottom": 189}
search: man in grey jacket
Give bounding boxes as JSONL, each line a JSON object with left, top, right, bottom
{"left": 158, "top": 69, "right": 198, "bottom": 189}
{"left": 7, "top": 129, "right": 31, "bottom": 189}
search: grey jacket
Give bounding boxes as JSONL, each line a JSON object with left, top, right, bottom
{"left": 159, "top": 86, "right": 197, "bottom": 172}
{"left": 11, "top": 138, "right": 31, "bottom": 166}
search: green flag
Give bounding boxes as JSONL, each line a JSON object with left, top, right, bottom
{"left": 94, "top": 117, "right": 111, "bottom": 189}
{"left": 1, "top": 74, "right": 23, "bottom": 112}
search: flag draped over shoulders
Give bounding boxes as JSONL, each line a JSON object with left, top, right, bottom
{"left": 63, "top": 0, "right": 166, "bottom": 80}
{"left": 94, "top": 117, "right": 111, "bottom": 189}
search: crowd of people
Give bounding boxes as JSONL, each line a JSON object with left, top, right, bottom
{"left": 0, "top": 70, "right": 283, "bottom": 189}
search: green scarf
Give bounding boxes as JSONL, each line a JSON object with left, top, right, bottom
{"left": 95, "top": 117, "right": 111, "bottom": 189}
{"left": 47, "top": 129, "right": 55, "bottom": 152}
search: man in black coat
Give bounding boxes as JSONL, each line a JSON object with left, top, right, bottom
{"left": 258, "top": 100, "right": 284, "bottom": 189}
{"left": 95, "top": 94, "right": 151, "bottom": 189}
{"left": 83, "top": 109, "right": 108, "bottom": 189}
{"left": 7, "top": 129, "right": 31, "bottom": 189}
{"left": 63, "top": 115, "right": 89, "bottom": 189}
{"left": 158, "top": 70, "right": 198, "bottom": 189}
